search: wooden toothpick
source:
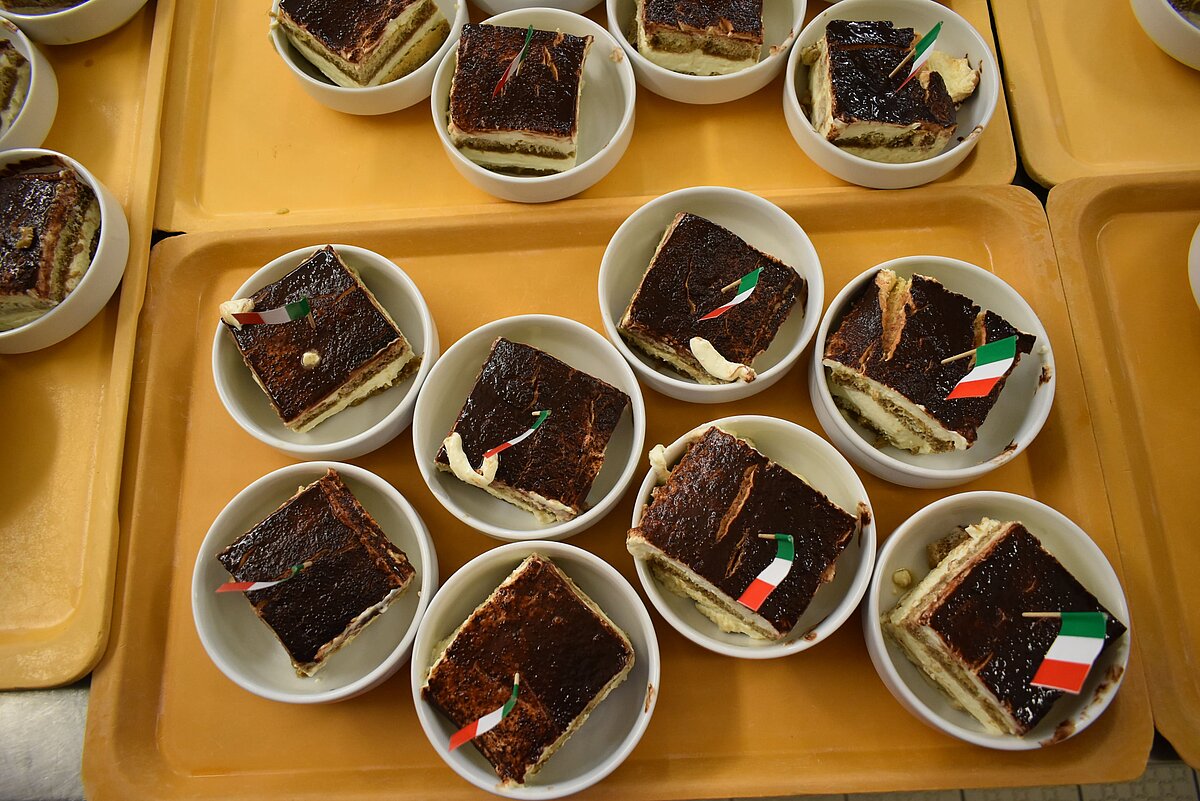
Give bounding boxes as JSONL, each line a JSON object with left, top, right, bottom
{"left": 720, "top": 278, "right": 741, "bottom": 294}
{"left": 1022, "top": 612, "right": 1062, "bottom": 619}
{"left": 940, "top": 347, "right": 978, "bottom": 365}
{"left": 887, "top": 47, "right": 916, "bottom": 78}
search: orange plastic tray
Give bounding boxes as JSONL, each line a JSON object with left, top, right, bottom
{"left": 993, "top": 0, "right": 1200, "bottom": 187}
{"left": 153, "top": 0, "right": 1016, "bottom": 233}
{"left": 0, "top": 0, "right": 174, "bottom": 689}
{"left": 84, "top": 185, "right": 1149, "bottom": 800}
{"left": 1048, "top": 172, "right": 1200, "bottom": 768}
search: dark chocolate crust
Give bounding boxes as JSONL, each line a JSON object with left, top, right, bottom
{"left": 216, "top": 469, "right": 415, "bottom": 668}
{"left": 620, "top": 212, "right": 804, "bottom": 367}
{"left": 223, "top": 245, "right": 406, "bottom": 426}
{"left": 0, "top": 168, "right": 93, "bottom": 301}
{"left": 925, "top": 523, "right": 1126, "bottom": 733}
{"left": 435, "top": 337, "right": 630, "bottom": 514}
{"left": 824, "top": 20, "right": 956, "bottom": 128}
{"left": 449, "top": 24, "right": 591, "bottom": 138}
{"left": 277, "top": 0, "right": 422, "bottom": 62}
{"left": 630, "top": 427, "right": 858, "bottom": 635}
{"left": 641, "top": 0, "right": 763, "bottom": 40}
{"left": 422, "top": 554, "right": 633, "bottom": 784}
{"left": 824, "top": 271, "right": 1035, "bottom": 444}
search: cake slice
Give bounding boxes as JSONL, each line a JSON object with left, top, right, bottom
{"left": 422, "top": 553, "right": 635, "bottom": 785}
{"left": 0, "top": 163, "right": 100, "bottom": 332}
{"left": 448, "top": 24, "right": 592, "bottom": 175}
{"left": 216, "top": 468, "right": 416, "bottom": 677}
{"left": 627, "top": 426, "right": 860, "bottom": 640}
{"left": 618, "top": 212, "right": 804, "bottom": 384}
{"left": 275, "top": 0, "right": 450, "bottom": 87}
{"left": 219, "top": 245, "right": 419, "bottom": 433}
{"left": 0, "top": 39, "right": 29, "bottom": 135}
{"left": 435, "top": 337, "right": 630, "bottom": 523}
{"left": 884, "top": 519, "right": 1127, "bottom": 735}
{"left": 823, "top": 269, "right": 1035, "bottom": 454}
{"left": 635, "top": 0, "right": 763, "bottom": 76}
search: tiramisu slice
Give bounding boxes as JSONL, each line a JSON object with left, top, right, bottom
{"left": 636, "top": 0, "right": 763, "bottom": 76}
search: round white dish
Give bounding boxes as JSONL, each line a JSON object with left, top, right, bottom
{"left": 0, "top": 148, "right": 129, "bottom": 354}
{"left": 1189, "top": 220, "right": 1200, "bottom": 309}
{"left": 783, "top": 0, "right": 1000, "bottom": 189}
{"left": 864, "top": 491, "right": 1131, "bottom": 749}
{"left": 211, "top": 244, "right": 439, "bottom": 461}
{"left": 430, "top": 7, "right": 636, "bottom": 203}
{"left": 0, "top": 0, "right": 148, "bottom": 45}
{"left": 629, "top": 415, "right": 876, "bottom": 659}
{"left": 597, "top": 185, "right": 823, "bottom": 403}
{"left": 810, "top": 255, "right": 1055, "bottom": 489}
{"left": 0, "top": 20, "right": 56, "bottom": 151}
{"left": 192, "top": 461, "right": 439, "bottom": 704}
{"left": 269, "top": 0, "right": 467, "bottom": 115}
{"left": 475, "top": 0, "right": 601, "bottom": 16}
{"left": 412, "top": 314, "right": 646, "bottom": 542}
{"left": 606, "top": 0, "right": 806, "bottom": 104}
{"left": 1132, "top": 0, "right": 1200, "bottom": 70}
{"left": 410, "top": 539, "right": 659, "bottom": 799}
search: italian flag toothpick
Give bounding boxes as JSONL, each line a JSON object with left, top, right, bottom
{"left": 231, "top": 298, "right": 312, "bottom": 326}
{"left": 737, "top": 534, "right": 795, "bottom": 612}
{"left": 449, "top": 674, "right": 520, "bottom": 751}
{"left": 482, "top": 410, "right": 550, "bottom": 460}
{"left": 1027, "top": 611, "right": 1108, "bottom": 694}
{"left": 217, "top": 562, "right": 305, "bottom": 593}
{"left": 493, "top": 25, "right": 534, "bottom": 97}
{"left": 894, "top": 21, "right": 943, "bottom": 93}
{"left": 945, "top": 336, "right": 1018, "bottom": 399}
{"left": 700, "top": 267, "right": 763, "bottom": 321}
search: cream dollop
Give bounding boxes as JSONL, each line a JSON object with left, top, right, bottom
{"left": 649, "top": 444, "right": 670, "bottom": 483}
{"left": 689, "top": 337, "right": 756, "bottom": 383}
{"left": 443, "top": 432, "right": 498, "bottom": 488}
{"left": 219, "top": 298, "right": 254, "bottom": 329}
{"left": 302, "top": 350, "right": 321, "bottom": 369}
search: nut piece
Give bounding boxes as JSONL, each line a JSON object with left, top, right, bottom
{"left": 301, "top": 350, "right": 321, "bottom": 369}
{"left": 891, "top": 568, "right": 913, "bottom": 590}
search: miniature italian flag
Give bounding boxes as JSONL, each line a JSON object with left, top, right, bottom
{"left": 945, "top": 336, "right": 1018, "bottom": 399}
{"left": 231, "top": 298, "right": 311, "bottom": 326}
{"left": 895, "top": 21, "right": 943, "bottom": 93}
{"left": 216, "top": 563, "right": 304, "bottom": 593}
{"left": 699, "top": 267, "right": 763, "bottom": 321}
{"left": 449, "top": 674, "right": 520, "bottom": 751}
{"left": 493, "top": 25, "right": 534, "bottom": 97}
{"left": 1030, "top": 612, "right": 1108, "bottom": 694}
{"left": 483, "top": 410, "right": 550, "bottom": 460}
{"left": 737, "top": 534, "right": 795, "bottom": 612}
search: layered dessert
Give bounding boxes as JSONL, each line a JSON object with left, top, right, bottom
{"left": 435, "top": 337, "right": 630, "bottom": 523}
{"left": 619, "top": 212, "right": 803, "bottom": 384}
{"left": 635, "top": 0, "right": 763, "bottom": 76}
{"left": 884, "top": 519, "right": 1126, "bottom": 735}
{"left": 823, "top": 269, "right": 1035, "bottom": 454}
{"left": 216, "top": 468, "right": 416, "bottom": 677}
{"left": 0, "top": 161, "right": 100, "bottom": 332}
{"left": 220, "top": 245, "right": 418, "bottom": 433}
{"left": 422, "top": 553, "right": 634, "bottom": 784}
{"left": 0, "top": 39, "right": 29, "bottom": 136}
{"left": 275, "top": 0, "right": 450, "bottom": 87}
{"left": 448, "top": 24, "right": 592, "bottom": 175}
{"left": 628, "top": 426, "right": 860, "bottom": 639}
{"left": 800, "top": 20, "right": 981, "bottom": 163}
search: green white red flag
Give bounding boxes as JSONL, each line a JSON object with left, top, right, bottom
{"left": 483, "top": 410, "right": 550, "bottom": 460}
{"left": 946, "top": 336, "right": 1018, "bottom": 399}
{"left": 700, "top": 267, "right": 763, "bottom": 321}
{"left": 217, "top": 562, "right": 305, "bottom": 593}
{"left": 1030, "top": 611, "right": 1108, "bottom": 694}
{"left": 449, "top": 674, "right": 520, "bottom": 751}
{"left": 895, "top": 21, "right": 943, "bottom": 93}
{"left": 737, "top": 534, "right": 795, "bottom": 612}
{"left": 231, "top": 298, "right": 311, "bottom": 326}
{"left": 493, "top": 25, "right": 534, "bottom": 97}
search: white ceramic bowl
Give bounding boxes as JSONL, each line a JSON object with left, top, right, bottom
{"left": 475, "top": 0, "right": 601, "bottom": 16}
{"left": 629, "top": 415, "right": 876, "bottom": 659}
{"left": 1189, "top": 221, "right": 1200, "bottom": 309}
{"left": 192, "top": 461, "right": 439, "bottom": 704}
{"left": 412, "top": 314, "right": 646, "bottom": 542}
{"left": 606, "top": 0, "right": 806, "bottom": 104}
{"left": 430, "top": 8, "right": 636, "bottom": 203}
{"left": 0, "top": 0, "right": 147, "bottom": 45}
{"left": 783, "top": 0, "right": 1000, "bottom": 189}
{"left": 598, "top": 186, "right": 823, "bottom": 404}
{"left": 269, "top": 0, "right": 467, "bottom": 114}
{"left": 865, "top": 491, "right": 1131, "bottom": 749}
{"left": 810, "top": 256, "right": 1055, "bottom": 489}
{"left": 411, "top": 540, "right": 659, "bottom": 799}
{"left": 1132, "top": 0, "right": 1200, "bottom": 70}
{"left": 0, "top": 20, "right": 56, "bottom": 150}
{"left": 0, "top": 148, "right": 129, "bottom": 354}
{"left": 211, "top": 244, "right": 438, "bottom": 461}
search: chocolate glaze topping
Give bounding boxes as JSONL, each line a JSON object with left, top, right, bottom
{"left": 824, "top": 20, "right": 955, "bottom": 127}
{"left": 641, "top": 0, "right": 763, "bottom": 39}
{"left": 926, "top": 523, "right": 1125, "bottom": 733}
{"left": 423, "top": 554, "right": 633, "bottom": 783}
{"left": 435, "top": 338, "right": 630, "bottom": 512}
{"left": 0, "top": 169, "right": 93, "bottom": 299}
{"left": 216, "top": 469, "right": 414, "bottom": 667}
{"left": 224, "top": 246, "right": 404, "bottom": 425}
{"left": 632, "top": 427, "right": 858, "bottom": 635}
{"left": 824, "top": 271, "right": 1035, "bottom": 443}
{"left": 449, "top": 25, "right": 591, "bottom": 137}
{"left": 278, "top": 0, "right": 420, "bottom": 62}
{"left": 621, "top": 212, "right": 804, "bottom": 366}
